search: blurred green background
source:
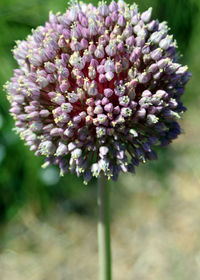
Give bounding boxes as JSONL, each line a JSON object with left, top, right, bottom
{"left": 0, "top": 0, "right": 200, "bottom": 279}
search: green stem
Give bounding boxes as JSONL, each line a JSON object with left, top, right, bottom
{"left": 97, "top": 174, "right": 112, "bottom": 280}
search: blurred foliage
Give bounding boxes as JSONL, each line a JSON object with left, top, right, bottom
{"left": 0, "top": 0, "right": 199, "bottom": 224}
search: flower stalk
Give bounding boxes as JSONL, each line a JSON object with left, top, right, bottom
{"left": 98, "top": 175, "right": 111, "bottom": 280}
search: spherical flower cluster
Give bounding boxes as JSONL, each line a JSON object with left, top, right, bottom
{"left": 5, "top": 1, "right": 191, "bottom": 183}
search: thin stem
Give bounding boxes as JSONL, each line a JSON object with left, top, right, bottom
{"left": 97, "top": 174, "right": 112, "bottom": 280}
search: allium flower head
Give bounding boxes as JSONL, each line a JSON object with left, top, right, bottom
{"left": 5, "top": 1, "right": 191, "bottom": 183}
